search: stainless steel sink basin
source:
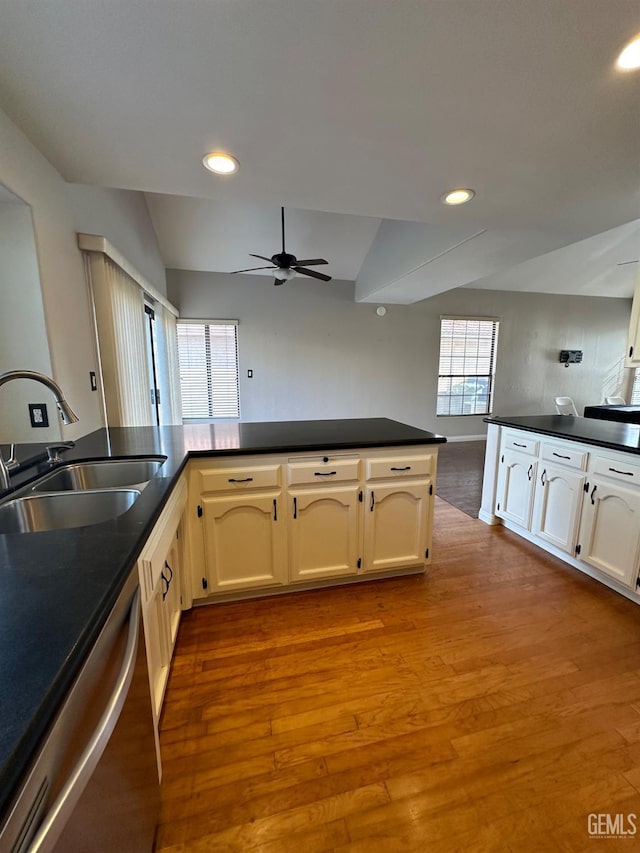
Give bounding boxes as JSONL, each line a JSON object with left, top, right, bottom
{"left": 32, "top": 456, "right": 166, "bottom": 492}
{"left": 0, "top": 489, "right": 141, "bottom": 533}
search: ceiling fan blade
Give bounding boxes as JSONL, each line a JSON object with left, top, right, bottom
{"left": 230, "top": 266, "right": 276, "bottom": 274}
{"left": 292, "top": 259, "right": 328, "bottom": 266}
{"left": 249, "top": 254, "right": 275, "bottom": 263}
{"left": 293, "top": 266, "right": 332, "bottom": 282}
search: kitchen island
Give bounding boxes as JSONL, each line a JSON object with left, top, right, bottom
{"left": 0, "top": 417, "right": 444, "bottom": 835}
{"left": 480, "top": 414, "right": 640, "bottom": 605}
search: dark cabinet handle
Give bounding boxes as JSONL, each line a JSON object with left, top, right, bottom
{"left": 552, "top": 452, "right": 571, "bottom": 460}
{"left": 273, "top": 499, "right": 277, "bottom": 521}
{"left": 609, "top": 467, "right": 634, "bottom": 477}
{"left": 527, "top": 464, "right": 533, "bottom": 481}
{"left": 228, "top": 477, "right": 254, "bottom": 483}
{"left": 164, "top": 560, "right": 173, "bottom": 584}
{"left": 161, "top": 571, "right": 169, "bottom": 600}
{"left": 293, "top": 497, "right": 297, "bottom": 519}
{"left": 390, "top": 466, "right": 411, "bottom": 471}
{"left": 314, "top": 471, "right": 337, "bottom": 477}
{"left": 370, "top": 491, "right": 375, "bottom": 511}
{"left": 540, "top": 469, "right": 546, "bottom": 486}
{"left": 590, "top": 485, "right": 598, "bottom": 504}
{"left": 514, "top": 442, "right": 527, "bottom": 448}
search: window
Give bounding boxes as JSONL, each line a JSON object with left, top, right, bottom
{"left": 631, "top": 369, "right": 640, "bottom": 405}
{"left": 437, "top": 317, "right": 499, "bottom": 416}
{"left": 176, "top": 320, "right": 240, "bottom": 419}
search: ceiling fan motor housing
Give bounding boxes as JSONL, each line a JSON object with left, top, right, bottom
{"left": 272, "top": 252, "right": 297, "bottom": 269}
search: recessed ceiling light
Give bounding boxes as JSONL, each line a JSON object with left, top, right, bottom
{"left": 202, "top": 152, "right": 239, "bottom": 175}
{"left": 441, "top": 188, "right": 475, "bottom": 206}
{"left": 616, "top": 35, "right": 640, "bottom": 70}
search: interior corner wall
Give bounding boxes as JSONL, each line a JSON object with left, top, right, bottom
{"left": 0, "top": 105, "right": 102, "bottom": 441}
{"left": 167, "top": 269, "right": 632, "bottom": 437}
{"left": 64, "top": 185, "right": 167, "bottom": 295}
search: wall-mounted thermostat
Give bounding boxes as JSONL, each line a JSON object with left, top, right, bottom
{"left": 559, "top": 349, "right": 583, "bottom": 366}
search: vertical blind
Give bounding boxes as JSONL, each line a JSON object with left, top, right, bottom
{"left": 176, "top": 321, "right": 240, "bottom": 418}
{"left": 437, "top": 317, "right": 499, "bottom": 416}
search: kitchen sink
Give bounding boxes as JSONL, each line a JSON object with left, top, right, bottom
{"left": 0, "top": 489, "right": 142, "bottom": 533}
{"left": 32, "top": 456, "right": 166, "bottom": 492}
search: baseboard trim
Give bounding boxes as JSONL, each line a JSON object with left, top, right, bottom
{"left": 443, "top": 435, "right": 487, "bottom": 442}
{"left": 478, "top": 508, "right": 500, "bottom": 525}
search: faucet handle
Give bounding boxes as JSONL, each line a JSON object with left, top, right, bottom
{"left": 5, "top": 443, "right": 17, "bottom": 469}
{"left": 46, "top": 442, "right": 75, "bottom": 464}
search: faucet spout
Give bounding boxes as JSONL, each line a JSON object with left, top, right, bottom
{"left": 0, "top": 370, "right": 79, "bottom": 490}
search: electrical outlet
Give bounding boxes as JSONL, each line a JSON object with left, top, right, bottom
{"left": 29, "top": 403, "right": 49, "bottom": 428}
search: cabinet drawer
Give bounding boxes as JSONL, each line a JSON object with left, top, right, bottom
{"left": 541, "top": 442, "right": 587, "bottom": 470}
{"left": 288, "top": 458, "right": 360, "bottom": 485}
{"left": 592, "top": 455, "right": 640, "bottom": 486}
{"left": 366, "top": 454, "right": 434, "bottom": 480}
{"left": 501, "top": 431, "right": 539, "bottom": 456}
{"left": 198, "top": 464, "right": 281, "bottom": 493}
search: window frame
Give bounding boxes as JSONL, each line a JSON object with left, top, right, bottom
{"left": 176, "top": 319, "right": 240, "bottom": 420}
{"left": 436, "top": 315, "right": 499, "bottom": 418}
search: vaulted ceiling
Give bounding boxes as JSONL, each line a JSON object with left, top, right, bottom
{"left": 0, "top": 0, "right": 638, "bottom": 300}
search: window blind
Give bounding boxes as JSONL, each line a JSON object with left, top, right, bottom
{"left": 631, "top": 370, "right": 640, "bottom": 405}
{"left": 437, "top": 317, "right": 499, "bottom": 416}
{"left": 176, "top": 321, "right": 240, "bottom": 418}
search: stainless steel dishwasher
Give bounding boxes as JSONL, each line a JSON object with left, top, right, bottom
{"left": 0, "top": 569, "right": 159, "bottom": 852}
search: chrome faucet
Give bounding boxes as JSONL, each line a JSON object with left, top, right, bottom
{"left": 0, "top": 370, "right": 79, "bottom": 490}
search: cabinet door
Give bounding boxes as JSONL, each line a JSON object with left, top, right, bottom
{"left": 363, "top": 481, "right": 429, "bottom": 573}
{"left": 142, "top": 589, "right": 170, "bottom": 721}
{"left": 532, "top": 463, "right": 585, "bottom": 554}
{"left": 496, "top": 450, "right": 537, "bottom": 529}
{"left": 289, "top": 486, "right": 360, "bottom": 582}
{"left": 162, "top": 532, "right": 182, "bottom": 652}
{"left": 577, "top": 479, "right": 640, "bottom": 588}
{"left": 201, "top": 492, "right": 287, "bottom": 591}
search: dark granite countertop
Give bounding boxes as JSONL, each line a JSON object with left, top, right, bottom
{"left": 0, "top": 418, "right": 444, "bottom": 821}
{"left": 484, "top": 414, "right": 640, "bottom": 455}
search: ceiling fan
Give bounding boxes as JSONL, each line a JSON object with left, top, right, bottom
{"left": 230, "top": 207, "right": 332, "bottom": 285}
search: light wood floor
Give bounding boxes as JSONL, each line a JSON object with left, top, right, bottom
{"left": 156, "top": 499, "right": 640, "bottom": 852}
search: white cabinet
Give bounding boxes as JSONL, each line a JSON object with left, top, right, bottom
{"left": 485, "top": 427, "right": 640, "bottom": 600}
{"left": 289, "top": 485, "right": 360, "bottom": 581}
{"left": 532, "top": 462, "right": 585, "bottom": 555}
{"left": 625, "top": 270, "right": 640, "bottom": 368}
{"left": 201, "top": 492, "right": 287, "bottom": 591}
{"left": 188, "top": 446, "right": 438, "bottom": 599}
{"left": 137, "top": 475, "right": 187, "bottom": 773}
{"left": 577, "top": 454, "right": 640, "bottom": 589}
{"left": 496, "top": 448, "right": 537, "bottom": 529}
{"left": 363, "top": 481, "right": 430, "bottom": 573}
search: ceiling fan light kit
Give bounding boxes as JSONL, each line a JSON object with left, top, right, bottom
{"left": 230, "top": 207, "right": 333, "bottom": 286}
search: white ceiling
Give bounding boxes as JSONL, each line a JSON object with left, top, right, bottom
{"left": 0, "top": 0, "right": 638, "bottom": 300}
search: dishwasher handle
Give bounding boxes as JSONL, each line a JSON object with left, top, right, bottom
{"left": 28, "top": 587, "right": 142, "bottom": 853}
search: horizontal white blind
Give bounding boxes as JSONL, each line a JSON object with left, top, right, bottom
{"left": 437, "top": 318, "right": 499, "bottom": 416}
{"left": 177, "top": 321, "right": 239, "bottom": 418}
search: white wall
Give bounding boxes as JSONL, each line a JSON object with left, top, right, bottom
{"left": 0, "top": 106, "right": 101, "bottom": 442}
{"left": 0, "top": 201, "right": 59, "bottom": 441}
{"left": 0, "top": 104, "right": 168, "bottom": 444}
{"left": 167, "top": 269, "right": 632, "bottom": 437}
{"left": 65, "top": 185, "right": 166, "bottom": 294}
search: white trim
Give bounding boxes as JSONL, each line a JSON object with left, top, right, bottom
{"left": 443, "top": 434, "right": 487, "bottom": 442}
{"left": 77, "top": 233, "right": 178, "bottom": 317}
{"left": 177, "top": 318, "right": 239, "bottom": 326}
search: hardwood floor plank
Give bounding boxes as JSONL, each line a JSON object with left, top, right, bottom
{"left": 156, "top": 499, "right": 640, "bottom": 851}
